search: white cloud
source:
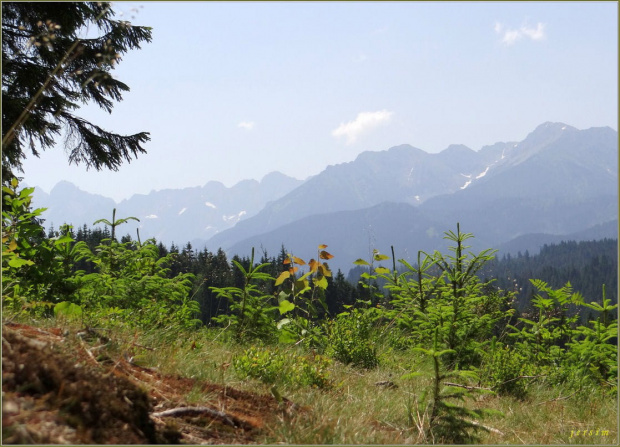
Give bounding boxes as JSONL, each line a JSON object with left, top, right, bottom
{"left": 495, "top": 21, "right": 546, "bottom": 45}
{"left": 521, "top": 23, "right": 545, "bottom": 41}
{"left": 331, "top": 110, "right": 394, "bottom": 145}
{"left": 503, "top": 29, "right": 522, "bottom": 45}
{"left": 238, "top": 121, "right": 255, "bottom": 130}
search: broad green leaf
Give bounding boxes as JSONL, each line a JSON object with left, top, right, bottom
{"left": 278, "top": 328, "right": 297, "bottom": 343}
{"left": 315, "top": 276, "right": 328, "bottom": 289}
{"left": 353, "top": 258, "right": 370, "bottom": 266}
{"left": 275, "top": 270, "right": 290, "bottom": 286}
{"left": 374, "top": 267, "right": 390, "bottom": 274}
{"left": 19, "top": 187, "right": 35, "bottom": 198}
{"left": 374, "top": 253, "right": 389, "bottom": 261}
{"left": 54, "top": 235, "right": 74, "bottom": 245}
{"left": 278, "top": 299, "right": 295, "bottom": 315}
{"left": 8, "top": 257, "right": 33, "bottom": 268}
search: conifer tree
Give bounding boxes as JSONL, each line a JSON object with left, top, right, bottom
{"left": 2, "top": 2, "right": 152, "bottom": 181}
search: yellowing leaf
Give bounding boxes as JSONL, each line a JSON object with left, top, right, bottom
{"left": 8, "top": 239, "right": 17, "bottom": 251}
{"left": 288, "top": 266, "right": 299, "bottom": 274}
{"left": 375, "top": 267, "right": 390, "bottom": 274}
{"left": 353, "top": 258, "right": 370, "bottom": 266}
{"left": 318, "top": 244, "right": 328, "bottom": 250}
{"left": 374, "top": 253, "right": 390, "bottom": 261}
{"left": 292, "top": 256, "right": 306, "bottom": 266}
{"left": 318, "top": 264, "right": 332, "bottom": 277}
{"left": 283, "top": 258, "right": 291, "bottom": 265}
{"left": 319, "top": 250, "right": 334, "bottom": 260}
{"left": 275, "top": 270, "right": 291, "bottom": 286}
{"left": 308, "top": 259, "right": 318, "bottom": 273}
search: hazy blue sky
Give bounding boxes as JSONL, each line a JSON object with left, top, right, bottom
{"left": 21, "top": 1, "right": 618, "bottom": 202}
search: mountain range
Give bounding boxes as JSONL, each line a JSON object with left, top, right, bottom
{"left": 31, "top": 122, "right": 618, "bottom": 272}
{"left": 31, "top": 172, "right": 304, "bottom": 247}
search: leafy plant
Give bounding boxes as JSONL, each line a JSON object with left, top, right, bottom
{"left": 479, "top": 336, "right": 530, "bottom": 399}
{"left": 564, "top": 285, "right": 618, "bottom": 391}
{"left": 2, "top": 179, "right": 89, "bottom": 315}
{"left": 93, "top": 208, "right": 139, "bottom": 242}
{"left": 325, "top": 307, "right": 379, "bottom": 369}
{"left": 274, "top": 245, "right": 334, "bottom": 347}
{"left": 233, "top": 346, "right": 332, "bottom": 389}
{"left": 233, "top": 346, "right": 286, "bottom": 385}
{"left": 211, "top": 247, "right": 278, "bottom": 342}
{"left": 508, "top": 279, "right": 582, "bottom": 367}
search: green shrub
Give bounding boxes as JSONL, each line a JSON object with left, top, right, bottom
{"left": 292, "top": 353, "right": 332, "bottom": 389}
{"left": 233, "top": 346, "right": 332, "bottom": 389}
{"left": 233, "top": 346, "right": 286, "bottom": 385}
{"left": 480, "top": 338, "right": 530, "bottom": 399}
{"left": 326, "top": 308, "right": 379, "bottom": 369}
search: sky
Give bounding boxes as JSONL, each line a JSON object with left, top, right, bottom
{"left": 19, "top": 1, "right": 619, "bottom": 203}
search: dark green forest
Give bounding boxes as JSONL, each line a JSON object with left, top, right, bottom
{"left": 49, "top": 219, "right": 618, "bottom": 325}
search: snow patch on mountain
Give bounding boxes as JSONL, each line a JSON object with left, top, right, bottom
{"left": 223, "top": 211, "right": 247, "bottom": 222}
{"left": 476, "top": 166, "right": 490, "bottom": 179}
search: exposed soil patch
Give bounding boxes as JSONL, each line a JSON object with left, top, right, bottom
{"left": 2, "top": 323, "right": 302, "bottom": 444}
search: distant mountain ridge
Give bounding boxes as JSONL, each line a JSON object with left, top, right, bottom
{"left": 214, "top": 122, "right": 618, "bottom": 271}
{"left": 32, "top": 172, "right": 304, "bottom": 244}
{"left": 30, "top": 122, "right": 618, "bottom": 273}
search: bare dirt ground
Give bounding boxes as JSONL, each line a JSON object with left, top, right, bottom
{"left": 2, "top": 323, "right": 302, "bottom": 444}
